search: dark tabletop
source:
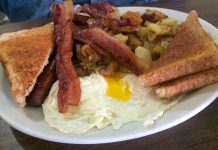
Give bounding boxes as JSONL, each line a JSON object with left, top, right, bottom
{"left": 0, "top": 0, "right": 218, "bottom": 150}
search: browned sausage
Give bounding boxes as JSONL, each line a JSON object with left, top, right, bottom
{"left": 26, "top": 58, "right": 57, "bottom": 106}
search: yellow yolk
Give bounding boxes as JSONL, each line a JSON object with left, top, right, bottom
{"left": 104, "top": 74, "right": 131, "bottom": 101}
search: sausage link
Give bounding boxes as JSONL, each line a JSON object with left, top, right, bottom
{"left": 27, "top": 58, "right": 57, "bottom": 106}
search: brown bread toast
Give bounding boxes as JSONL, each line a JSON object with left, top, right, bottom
{"left": 0, "top": 24, "right": 54, "bottom": 106}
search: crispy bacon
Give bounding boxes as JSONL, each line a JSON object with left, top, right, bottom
{"left": 74, "top": 28, "right": 149, "bottom": 75}
{"left": 72, "top": 23, "right": 83, "bottom": 34}
{"left": 75, "top": 2, "right": 113, "bottom": 16}
{"left": 109, "top": 17, "right": 139, "bottom": 32}
{"left": 74, "top": 2, "right": 111, "bottom": 30}
{"left": 91, "top": 2, "right": 114, "bottom": 14}
{"left": 53, "top": 0, "right": 81, "bottom": 113}
{"left": 142, "top": 9, "right": 167, "bottom": 23}
{"left": 74, "top": 13, "right": 90, "bottom": 24}
{"left": 74, "top": 2, "right": 139, "bottom": 32}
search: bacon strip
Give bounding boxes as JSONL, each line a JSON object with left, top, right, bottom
{"left": 74, "top": 2, "right": 139, "bottom": 32}
{"left": 74, "top": 28, "right": 149, "bottom": 75}
{"left": 109, "top": 17, "right": 139, "bottom": 32}
{"left": 53, "top": 0, "right": 81, "bottom": 113}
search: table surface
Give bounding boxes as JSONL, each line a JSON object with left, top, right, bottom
{"left": 0, "top": 0, "right": 218, "bottom": 149}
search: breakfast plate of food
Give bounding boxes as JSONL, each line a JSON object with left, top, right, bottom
{"left": 0, "top": 0, "right": 218, "bottom": 144}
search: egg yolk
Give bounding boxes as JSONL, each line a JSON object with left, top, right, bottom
{"left": 104, "top": 74, "right": 131, "bottom": 101}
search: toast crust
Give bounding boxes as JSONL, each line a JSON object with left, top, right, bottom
{"left": 155, "top": 66, "right": 218, "bottom": 98}
{"left": 0, "top": 24, "right": 54, "bottom": 106}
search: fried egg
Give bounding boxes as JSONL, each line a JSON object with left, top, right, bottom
{"left": 43, "top": 73, "right": 179, "bottom": 134}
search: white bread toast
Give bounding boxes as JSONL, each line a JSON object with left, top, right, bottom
{"left": 139, "top": 11, "right": 218, "bottom": 87}
{"left": 0, "top": 23, "right": 54, "bottom": 107}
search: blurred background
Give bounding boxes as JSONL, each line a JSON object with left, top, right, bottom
{"left": 0, "top": 12, "right": 9, "bottom": 25}
{"left": 0, "top": 0, "right": 160, "bottom": 24}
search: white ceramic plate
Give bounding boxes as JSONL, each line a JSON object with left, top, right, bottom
{"left": 0, "top": 7, "right": 218, "bottom": 144}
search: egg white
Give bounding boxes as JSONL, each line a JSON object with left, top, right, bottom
{"left": 42, "top": 73, "right": 180, "bottom": 134}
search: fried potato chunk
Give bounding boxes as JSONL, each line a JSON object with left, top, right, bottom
{"left": 142, "top": 9, "right": 167, "bottom": 23}
{"left": 135, "top": 46, "right": 152, "bottom": 65}
{"left": 123, "top": 11, "right": 143, "bottom": 25}
{"left": 113, "top": 33, "right": 128, "bottom": 44}
{"left": 76, "top": 44, "right": 102, "bottom": 69}
{"left": 147, "top": 23, "right": 171, "bottom": 35}
{"left": 127, "top": 34, "right": 143, "bottom": 50}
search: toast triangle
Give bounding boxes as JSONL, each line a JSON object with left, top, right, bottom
{"left": 0, "top": 24, "right": 54, "bottom": 106}
{"left": 139, "top": 11, "right": 218, "bottom": 87}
